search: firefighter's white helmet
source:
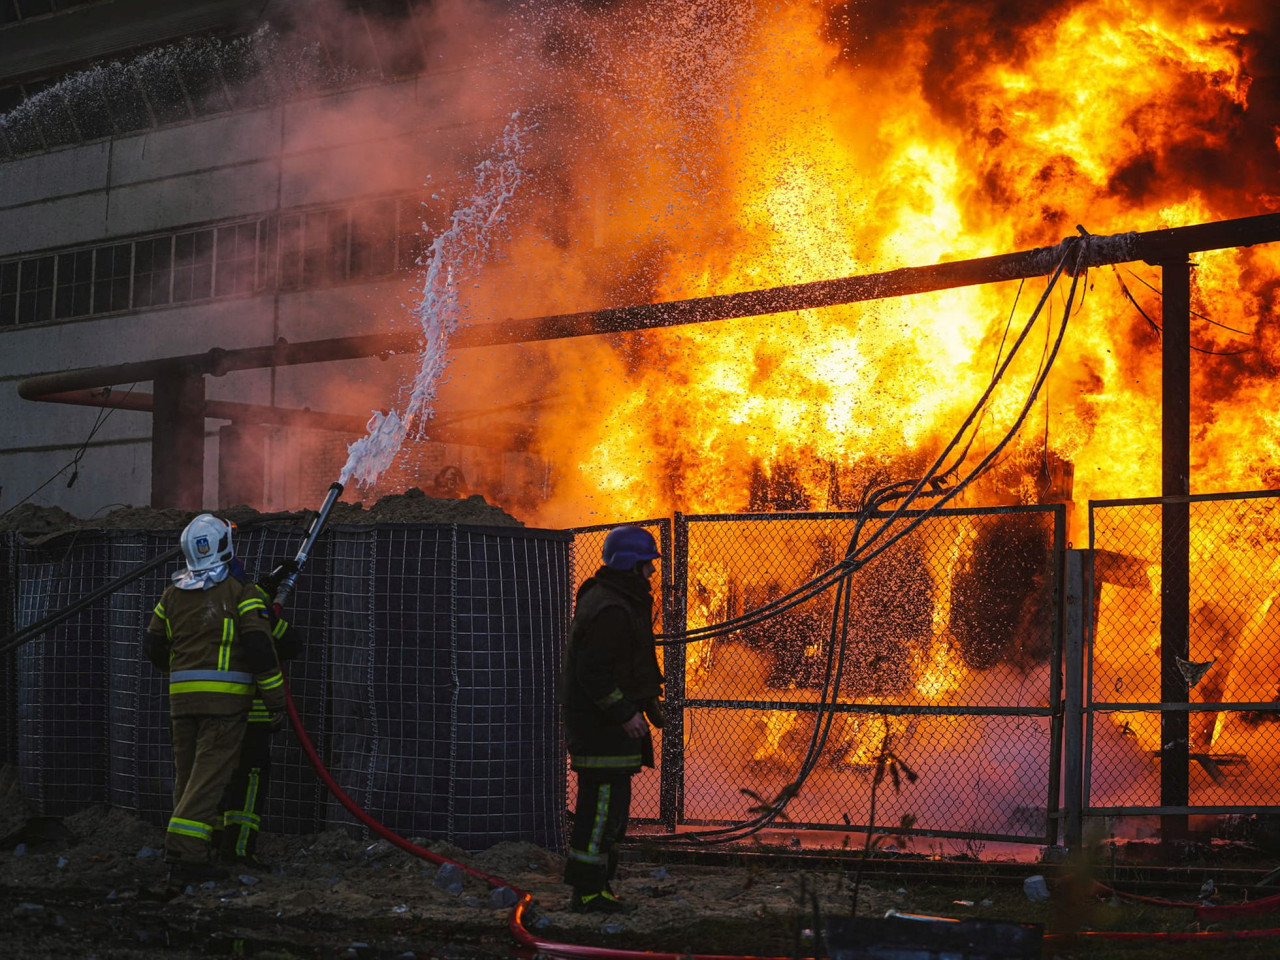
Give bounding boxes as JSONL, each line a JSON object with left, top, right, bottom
{"left": 179, "top": 514, "right": 235, "bottom": 573}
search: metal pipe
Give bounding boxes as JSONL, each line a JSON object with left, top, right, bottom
{"left": 17, "top": 332, "right": 416, "bottom": 399}
{"left": 18, "top": 213, "right": 1280, "bottom": 403}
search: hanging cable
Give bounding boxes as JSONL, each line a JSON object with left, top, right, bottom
{"left": 0, "top": 384, "right": 138, "bottom": 518}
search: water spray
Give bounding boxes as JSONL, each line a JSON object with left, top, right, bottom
{"left": 273, "top": 481, "right": 344, "bottom": 610}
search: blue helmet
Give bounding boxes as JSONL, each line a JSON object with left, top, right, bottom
{"left": 602, "top": 525, "right": 661, "bottom": 571}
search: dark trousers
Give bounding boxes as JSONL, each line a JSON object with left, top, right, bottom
{"left": 219, "top": 721, "right": 273, "bottom": 858}
{"left": 564, "top": 771, "right": 632, "bottom": 893}
{"left": 167, "top": 713, "right": 247, "bottom": 864}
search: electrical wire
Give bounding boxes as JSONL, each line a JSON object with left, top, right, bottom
{"left": 0, "top": 383, "right": 137, "bottom": 519}
{"left": 660, "top": 248, "right": 1079, "bottom": 647}
{"left": 1111, "top": 266, "right": 1252, "bottom": 356}
{"left": 1124, "top": 267, "right": 1253, "bottom": 337}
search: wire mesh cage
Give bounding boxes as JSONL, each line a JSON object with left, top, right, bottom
{"left": 12, "top": 532, "right": 113, "bottom": 814}
{"left": 4, "top": 522, "right": 571, "bottom": 852}
{"left": 0, "top": 536, "right": 17, "bottom": 772}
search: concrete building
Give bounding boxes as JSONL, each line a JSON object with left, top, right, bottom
{"left": 0, "top": 0, "right": 547, "bottom": 518}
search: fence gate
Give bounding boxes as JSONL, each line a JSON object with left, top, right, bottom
{"left": 1086, "top": 489, "right": 1280, "bottom": 826}
{"left": 573, "top": 505, "right": 1066, "bottom": 845}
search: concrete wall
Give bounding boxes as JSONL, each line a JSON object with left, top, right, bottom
{"left": 0, "top": 72, "right": 516, "bottom": 518}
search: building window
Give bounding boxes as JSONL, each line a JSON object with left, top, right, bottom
{"left": 92, "top": 244, "right": 132, "bottom": 313}
{"left": 350, "top": 200, "right": 396, "bottom": 279}
{"left": 133, "top": 236, "right": 172, "bottom": 308}
{"left": 17, "top": 255, "right": 54, "bottom": 324}
{"left": 277, "top": 214, "right": 302, "bottom": 291}
{"left": 302, "top": 209, "right": 349, "bottom": 287}
{"left": 54, "top": 249, "right": 93, "bottom": 319}
{"left": 172, "top": 229, "right": 213, "bottom": 302}
{"left": 396, "top": 197, "right": 429, "bottom": 271}
{"left": 1, "top": 260, "right": 19, "bottom": 325}
{"left": 0, "top": 194, "right": 433, "bottom": 332}
{"left": 214, "top": 222, "right": 257, "bottom": 297}
{"left": 256, "top": 216, "right": 277, "bottom": 291}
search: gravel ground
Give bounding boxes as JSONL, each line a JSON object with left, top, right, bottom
{"left": 0, "top": 779, "right": 891, "bottom": 959}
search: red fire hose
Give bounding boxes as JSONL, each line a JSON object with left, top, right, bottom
{"left": 284, "top": 675, "right": 1280, "bottom": 957}
{"left": 282, "top": 677, "right": 795, "bottom": 960}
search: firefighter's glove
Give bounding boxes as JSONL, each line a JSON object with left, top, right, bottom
{"left": 258, "top": 559, "right": 300, "bottom": 599}
{"left": 268, "top": 712, "right": 288, "bottom": 734}
{"left": 642, "top": 697, "right": 665, "bottom": 729}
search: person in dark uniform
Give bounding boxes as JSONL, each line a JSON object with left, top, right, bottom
{"left": 143, "top": 514, "right": 287, "bottom": 886}
{"left": 560, "top": 525, "right": 665, "bottom": 914}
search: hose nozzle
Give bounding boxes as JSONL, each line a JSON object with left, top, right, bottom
{"left": 274, "top": 481, "right": 344, "bottom": 607}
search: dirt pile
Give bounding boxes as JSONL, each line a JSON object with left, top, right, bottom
{"left": 0, "top": 488, "right": 524, "bottom": 543}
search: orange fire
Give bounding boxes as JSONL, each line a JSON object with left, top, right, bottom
{"left": 497, "top": 1, "right": 1277, "bottom": 530}
{"left": 399, "top": 3, "right": 1280, "bottom": 775}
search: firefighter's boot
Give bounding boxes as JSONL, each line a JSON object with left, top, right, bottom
{"left": 222, "top": 819, "right": 269, "bottom": 870}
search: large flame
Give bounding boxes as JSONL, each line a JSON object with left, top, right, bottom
{"left": 324, "top": 1, "right": 1280, "bottom": 782}
{"left": 461, "top": 0, "right": 1280, "bottom": 778}
{"left": 486, "top": 0, "right": 1278, "bottom": 529}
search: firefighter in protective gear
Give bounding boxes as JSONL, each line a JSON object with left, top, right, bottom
{"left": 143, "top": 514, "right": 287, "bottom": 885}
{"left": 216, "top": 560, "right": 300, "bottom": 868}
{"left": 560, "top": 525, "right": 664, "bottom": 914}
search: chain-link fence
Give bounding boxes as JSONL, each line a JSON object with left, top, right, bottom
{"left": 1087, "top": 489, "right": 1280, "bottom": 816}
{"left": 570, "top": 505, "right": 1065, "bottom": 843}
{"left": 3, "top": 523, "right": 569, "bottom": 852}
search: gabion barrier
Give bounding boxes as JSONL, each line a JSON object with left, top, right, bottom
{"left": 571, "top": 506, "right": 1065, "bottom": 844}
{"left": 4, "top": 523, "right": 569, "bottom": 852}
{"left": 1087, "top": 489, "right": 1280, "bottom": 816}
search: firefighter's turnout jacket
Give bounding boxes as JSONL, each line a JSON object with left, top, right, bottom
{"left": 561, "top": 566, "right": 663, "bottom": 774}
{"left": 145, "top": 576, "right": 287, "bottom": 716}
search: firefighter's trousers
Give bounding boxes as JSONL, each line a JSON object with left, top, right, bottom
{"left": 563, "top": 771, "right": 632, "bottom": 893}
{"left": 166, "top": 713, "right": 247, "bottom": 864}
{"left": 219, "top": 722, "right": 273, "bottom": 858}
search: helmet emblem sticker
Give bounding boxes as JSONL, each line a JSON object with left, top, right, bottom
{"left": 195, "top": 536, "right": 211, "bottom": 556}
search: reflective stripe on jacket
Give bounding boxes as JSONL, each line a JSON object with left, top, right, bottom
{"left": 146, "top": 576, "right": 286, "bottom": 717}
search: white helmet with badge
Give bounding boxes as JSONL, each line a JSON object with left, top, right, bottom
{"left": 174, "top": 514, "right": 235, "bottom": 589}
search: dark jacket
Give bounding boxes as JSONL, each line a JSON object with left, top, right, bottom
{"left": 561, "top": 566, "right": 663, "bottom": 773}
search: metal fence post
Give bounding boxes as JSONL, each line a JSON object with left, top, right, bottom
{"left": 659, "top": 513, "right": 688, "bottom": 831}
{"left": 1063, "top": 549, "right": 1087, "bottom": 851}
{"left": 1161, "top": 257, "right": 1192, "bottom": 845}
